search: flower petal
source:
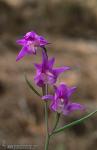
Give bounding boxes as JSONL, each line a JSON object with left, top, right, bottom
{"left": 27, "top": 45, "right": 37, "bottom": 55}
{"left": 16, "top": 39, "right": 26, "bottom": 45}
{"left": 34, "top": 73, "right": 44, "bottom": 87}
{"left": 39, "top": 36, "right": 49, "bottom": 46}
{"left": 68, "top": 86, "right": 77, "bottom": 97}
{"left": 48, "top": 57, "right": 55, "bottom": 68}
{"left": 54, "top": 84, "right": 68, "bottom": 99}
{"left": 16, "top": 46, "right": 27, "bottom": 61}
{"left": 34, "top": 64, "right": 42, "bottom": 70}
{"left": 31, "top": 47, "right": 37, "bottom": 55}
{"left": 50, "top": 102, "right": 57, "bottom": 112}
{"left": 53, "top": 66, "right": 70, "bottom": 76}
{"left": 24, "top": 31, "right": 37, "bottom": 40}
{"left": 47, "top": 73, "right": 56, "bottom": 84}
{"left": 42, "top": 50, "right": 48, "bottom": 71}
{"left": 42, "top": 50, "right": 48, "bottom": 64}
{"left": 63, "top": 103, "right": 85, "bottom": 115}
{"left": 42, "top": 95, "right": 54, "bottom": 100}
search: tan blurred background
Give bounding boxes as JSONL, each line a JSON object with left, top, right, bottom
{"left": 1, "top": 0, "right": 97, "bottom": 149}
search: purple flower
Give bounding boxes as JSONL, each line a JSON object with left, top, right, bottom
{"left": 42, "top": 83, "right": 84, "bottom": 115}
{"left": 16, "top": 31, "right": 49, "bottom": 61}
{"left": 34, "top": 51, "right": 70, "bottom": 87}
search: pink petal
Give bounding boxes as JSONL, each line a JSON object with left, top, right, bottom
{"left": 48, "top": 57, "right": 55, "bottom": 68}
{"left": 42, "top": 95, "right": 54, "bottom": 100}
{"left": 53, "top": 66, "right": 70, "bottom": 76}
{"left": 16, "top": 46, "right": 27, "bottom": 61}
{"left": 16, "top": 39, "right": 26, "bottom": 45}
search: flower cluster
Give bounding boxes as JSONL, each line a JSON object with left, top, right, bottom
{"left": 16, "top": 31, "right": 84, "bottom": 115}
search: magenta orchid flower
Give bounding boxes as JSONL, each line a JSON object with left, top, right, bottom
{"left": 34, "top": 51, "right": 70, "bottom": 87}
{"left": 42, "top": 83, "right": 84, "bottom": 115}
{"left": 16, "top": 31, "right": 49, "bottom": 61}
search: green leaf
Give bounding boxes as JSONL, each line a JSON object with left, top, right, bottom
{"left": 52, "top": 109, "right": 97, "bottom": 135}
{"left": 25, "top": 74, "right": 41, "bottom": 97}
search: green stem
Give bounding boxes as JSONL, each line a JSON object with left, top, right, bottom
{"left": 42, "top": 84, "right": 50, "bottom": 150}
{"left": 52, "top": 109, "right": 97, "bottom": 135}
{"left": 42, "top": 48, "right": 50, "bottom": 150}
{"left": 44, "top": 101, "right": 49, "bottom": 135}
{"left": 45, "top": 134, "right": 50, "bottom": 150}
{"left": 44, "top": 101, "right": 50, "bottom": 150}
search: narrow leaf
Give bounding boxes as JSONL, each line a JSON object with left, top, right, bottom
{"left": 25, "top": 74, "right": 41, "bottom": 97}
{"left": 52, "top": 109, "right": 97, "bottom": 135}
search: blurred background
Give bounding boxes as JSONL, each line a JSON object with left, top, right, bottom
{"left": 0, "top": 0, "right": 97, "bottom": 149}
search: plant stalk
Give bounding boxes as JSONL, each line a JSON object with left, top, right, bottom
{"left": 42, "top": 84, "right": 50, "bottom": 150}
